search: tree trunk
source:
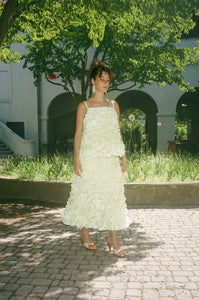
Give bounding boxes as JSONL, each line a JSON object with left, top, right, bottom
{"left": 0, "top": 0, "right": 18, "bottom": 47}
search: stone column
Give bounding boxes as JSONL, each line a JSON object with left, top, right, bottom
{"left": 156, "top": 114, "right": 176, "bottom": 152}
{"left": 41, "top": 116, "right": 48, "bottom": 153}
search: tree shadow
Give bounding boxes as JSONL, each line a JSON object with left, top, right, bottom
{"left": 0, "top": 202, "right": 163, "bottom": 299}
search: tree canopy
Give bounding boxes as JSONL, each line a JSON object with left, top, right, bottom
{"left": 1, "top": 0, "right": 199, "bottom": 100}
{"left": 0, "top": 0, "right": 48, "bottom": 62}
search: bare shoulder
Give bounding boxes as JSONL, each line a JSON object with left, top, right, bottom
{"left": 112, "top": 100, "right": 120, "bottom": 112}
{"left": 76, "top": 102, "right": 87, "bottom": 122}
{"left": 106, "top": 99, "right": 118, "bottom": 107}
{"left": 78, "top": 101, "right": 87, "bottom": 112}
{"left": 112, "top": 100, "right": 119, "bottom": 108}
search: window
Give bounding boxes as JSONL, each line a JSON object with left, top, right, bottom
{"left": 0, "top": 64, "right": 11, "bottom": 102}
{"left": 6, "top": 122, "right": 25, "bottom": 138}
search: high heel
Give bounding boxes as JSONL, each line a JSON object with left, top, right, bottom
{"left": 107, "top": 239, "right": 125, "bottom": 258}
{"left": 81, "top": 237, "right": 97, "bottom": 251}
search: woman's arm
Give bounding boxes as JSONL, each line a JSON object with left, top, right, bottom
{"left": 74, "top": 102, "right": 87, "bottom": 176}
{"left": 114, "top": 101, "right": 128, "bottom": 173}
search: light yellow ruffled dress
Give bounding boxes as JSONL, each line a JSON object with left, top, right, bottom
{"left": 62, "top": 101, "right": 130, "bottom": 230}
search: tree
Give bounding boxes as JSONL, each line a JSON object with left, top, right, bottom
{"left": 0, "top": 0, "right": 18, "bottom": 48}
{"left": 2, "top": 0, "right": 199, "bottom": 100}
{"left": 0, "top": 0, "right": 49, "bottom": 62}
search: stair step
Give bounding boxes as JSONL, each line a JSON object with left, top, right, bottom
{"left": 0, "top": 141, "right": 14, "bottom": 159}
{"left": 0, "top": 150, "right": 13, "bottom": 155}
{"left": 0, "top": 146, "right": 9, "bottom": 150}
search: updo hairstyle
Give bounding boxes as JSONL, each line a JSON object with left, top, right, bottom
{"left": 89, "top": 59, "right": 112, "bottom": 83}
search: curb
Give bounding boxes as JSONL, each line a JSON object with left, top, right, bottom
{"left": 0, "top": 177, "right": 199, "bottom": 207}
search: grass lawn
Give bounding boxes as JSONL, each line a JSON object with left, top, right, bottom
{"left": 0, "top": 152, "right": 199, "bottom": 183}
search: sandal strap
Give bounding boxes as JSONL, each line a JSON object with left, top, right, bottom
{"left": 113, "top": 248, "right": 125, "bottom": 257}
{"left": 113, "top": 248, "right": 122, "bottom": 255}
{"left": 83, "top": 242, "right": 94, "bottom": 247}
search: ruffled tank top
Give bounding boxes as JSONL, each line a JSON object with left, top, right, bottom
{"left": 79, "top": 100, "right": 125, "bottom": 159}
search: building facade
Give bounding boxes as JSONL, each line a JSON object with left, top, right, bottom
{"left": 0, "top": 39, "right": 199, "bottom": 156}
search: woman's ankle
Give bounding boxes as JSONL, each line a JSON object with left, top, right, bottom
{"left": 81, "top": 228, "right": 92, "bottom": 242}
{"left": 108, "top": 231, "right": 120, "bottom": 249}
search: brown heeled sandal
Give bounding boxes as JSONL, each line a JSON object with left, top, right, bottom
{"left": 81, "top": 237, "right": 97, "bottom": 251}
{"left": 107, "top": 239, "right": 125, "bottom": 258}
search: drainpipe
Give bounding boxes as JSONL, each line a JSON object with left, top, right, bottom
{"left": 37, "top": 76, "right": 42, "bottom": 155}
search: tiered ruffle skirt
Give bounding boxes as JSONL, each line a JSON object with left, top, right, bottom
{"left": 62, "top": 156, "right": 130, "bottom": 230}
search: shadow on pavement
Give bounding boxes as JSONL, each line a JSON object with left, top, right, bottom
{"left": 0, "top": 201, "right": 163, "bottom": 299}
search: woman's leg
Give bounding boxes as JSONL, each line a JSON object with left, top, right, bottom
{"left": 107, "top": 230, "right": 125, "bottom": 257}
{"left": 80, "top": 227, "right": 97, "bottom": 250}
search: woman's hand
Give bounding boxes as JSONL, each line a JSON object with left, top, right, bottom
{"left": 121, "top": 156, "right": 128, "bottom": 173}
{"left": 74, "top": 159, "right": 83, "bottom": 177}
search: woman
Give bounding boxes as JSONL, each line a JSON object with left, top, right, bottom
{"left": 62, "top": 59, "right": 129, "bottom": 257}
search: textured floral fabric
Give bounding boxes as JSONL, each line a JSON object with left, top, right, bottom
{"left": 79, "top": 107, "right": 125, "bottom": 159}
{"left": 62, "top": 104, "right": 130, "bottom": 230}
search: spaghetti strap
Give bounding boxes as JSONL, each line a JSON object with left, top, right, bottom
{"left": 84, "top": 101, "right": 88, "bottom": 109}
{"left": 112, "top": 100, "right": 115, "bottom": 107}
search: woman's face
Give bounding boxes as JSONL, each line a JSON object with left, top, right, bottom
{"left": 92, "top": 71, "right": 110, "bottom": 94}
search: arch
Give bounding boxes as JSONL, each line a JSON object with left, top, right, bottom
{"left": 176, "top": 87, "right": 199, "bottom": 153}
{"left": 116, "top": 90, "right": 158, "bottom": 152}
{"left": 47, "top": 92, "right": 81, "bottom": 153}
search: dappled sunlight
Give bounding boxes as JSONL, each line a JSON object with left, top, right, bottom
{"left": 0, "top": 203, "right": 162, "bottom": 270}
{"left": 1, "top": 202, "right": 199, "bottom": 299}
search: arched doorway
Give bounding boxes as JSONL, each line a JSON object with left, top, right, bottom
{"left": 116, "top": 90, "right": 158, "bottom": 152}
{"left": 47, "top": 92, "right": 81, "bottom": 153}
{"left": 176, "top": 87, "right": 199, "bottom": 153}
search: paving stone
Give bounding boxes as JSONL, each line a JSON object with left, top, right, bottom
{"left": 112, "top": 282, "right": 127, "bottom": 289}
{"left": 0, "top": 291, "right": 13, "bottom": 299}
{"left": 32, "top": 285, "right": 49, "bottom": 294}
{"left": 159, "top": 289, "right": 175, "bottom": 297}
{"left": 91, "top": 297, "right": 108, "bottom": 300}
{"left": 58, "top": 296, "right": 75, "bottom": 300}
{"left": 1, "top": 203, "right": 199, "bottom": 300}
{"left": 61, "top": 287, "right": 78, "bottom": 295}
{"left": 109, "top": 288, "right": 126, "bottom": 299}
{"left": 142, "top": 289, "right": 159, "bottom": 300}
{"left": 44, "top": 287, "right": 63, "bottom": 298}
{"left": 127, "top": 282, "right": 142, "bottom": 289}
{"left": 126, "top": 289, "right": 142, "bottom": 297}
{"left": 15, "top": 284, "right": 34, "bottom": 296}
{"left": 125, "top": 297, "right": 141, "bottom": 300}
{"left": 90, "top": 281, "right": 112, "bottom": 288}
{"left": 9, "top": 296, "right": 27, "bottom": 300}
{"left": 2, "top": 283, "right": 19, "bottom": 291}
{"left": 93, "top": 288, "right": 110, "bottom": 296}
{"left": 31, "top": 279, "right": 52, "bottom": 286}
{"left": 174, "top": 289, "right": 192, "bottom": 299}
{"left": 0, "top": 276, "right": 11, "bottom": 283}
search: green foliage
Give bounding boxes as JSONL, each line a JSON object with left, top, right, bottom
{"left": 175, "top": 101, "right": 190, "bottom": 140}
{"left": 175, "top": 123, "right": 188, "bottom": 140}
{"left": 0, "top": 47, "right": 20, "bottom": 63}
{"left": 120, "top": 109, "right": 148, "bottom": 153}
{"left": 125, "top": 152, "right": 199, "bottom": 183}
{"left": 0, "top": 1, "right": 49, "bottom": 63}
{"left": 0, "top": 153, "right": 74, "bottom": 181}
{"left": 1, "top": 152, "right": 199, "bottom": 183}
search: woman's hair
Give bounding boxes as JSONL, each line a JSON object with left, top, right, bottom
{"left": 89, "top": 59, "right": 112, "bottom": 82}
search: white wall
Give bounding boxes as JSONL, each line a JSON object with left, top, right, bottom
{"left": 0, "top": 44, "right": 39, "bottom": 154}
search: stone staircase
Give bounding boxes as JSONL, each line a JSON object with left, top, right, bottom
{"left": 0, "top": 140, "right": 14, "bottom": 159}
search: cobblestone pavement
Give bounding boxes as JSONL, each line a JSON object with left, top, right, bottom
{"left": 0, "top": 201, "right": 199, "bottom": 300}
